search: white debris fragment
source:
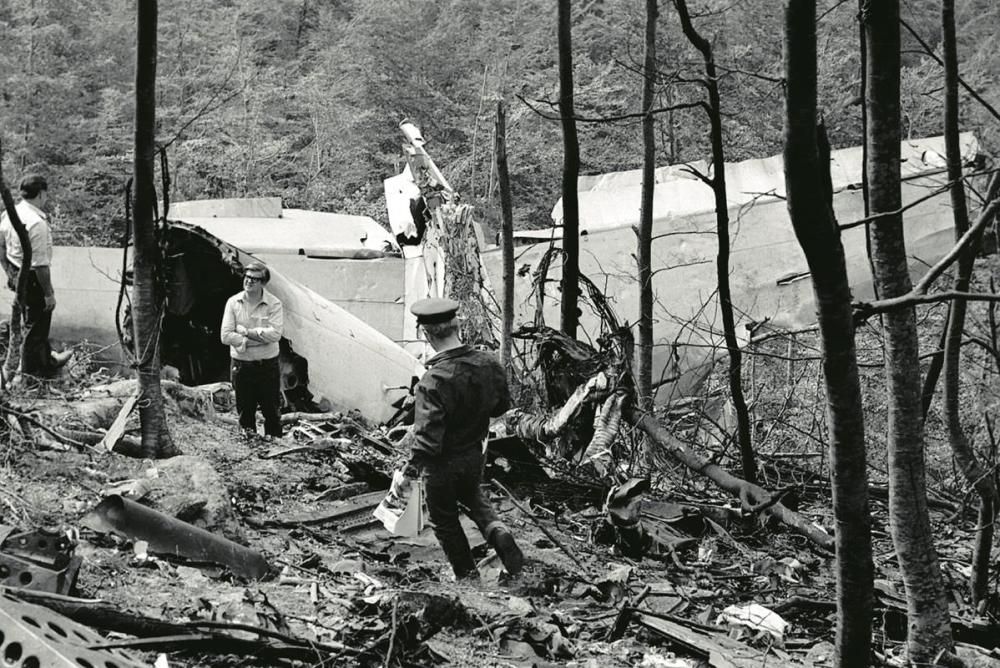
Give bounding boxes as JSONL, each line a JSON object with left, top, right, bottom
{"left": 716, "top": 603, "right": 789, "bottom": 642}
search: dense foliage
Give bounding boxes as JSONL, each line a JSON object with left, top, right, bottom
{"left": 0, "top": 0, "right": 997, "bottom": 246}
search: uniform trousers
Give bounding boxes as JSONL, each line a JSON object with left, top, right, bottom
{"left": 423, "top": 447, "right": 504, "bottom": 578}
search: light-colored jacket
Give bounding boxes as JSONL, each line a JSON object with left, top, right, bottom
{"left": 0, "top": 200, "right": 53, "bottom": 269}
{"left": 220, "top": 289, "right": 283, "bottom": 360}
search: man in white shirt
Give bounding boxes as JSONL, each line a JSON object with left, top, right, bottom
{"left": 0, "top": 174, "right": 70, "bottom": 382}
{"left": 220, "top": 261, "right": 284, "bottom": 439}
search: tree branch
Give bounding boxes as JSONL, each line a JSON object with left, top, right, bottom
{"left": 838, "top": 167, "right": 1000, "bottom": 231}
{"left": 855, "top": 290, "right": 1000, "bottom": 318}
{"left": 899, "top": 17, "right": 1000, "bottom": 126}
{"left": 910, "top": 182, "right": 1000, "bottom": 293}
{"left": 517, "top": 94, "right": 707, "bottom": 124}
{"left": 713, "top": 62, "right": 785, "bottom": 86}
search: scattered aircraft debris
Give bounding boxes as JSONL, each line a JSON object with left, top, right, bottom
{"left": 81, "top": 495, "right": 269, "bottom": 580}
{"left": 0, "top": 525, "right": 81, "bottom": 595}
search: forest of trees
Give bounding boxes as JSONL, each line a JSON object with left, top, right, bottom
{"left": 1, "top": 0, "right": 998, "bottom": 246}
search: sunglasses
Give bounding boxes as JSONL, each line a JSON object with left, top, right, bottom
{"left": 243, "top": 274, "right": 265, "bottom": 283}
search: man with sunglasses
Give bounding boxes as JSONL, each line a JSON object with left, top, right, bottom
{"left": 220, "top": 261, "right": 284, "bottom": 440}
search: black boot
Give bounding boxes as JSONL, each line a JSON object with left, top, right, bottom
{"left": 491, "top": 529, "right": 524, "bottom": 576}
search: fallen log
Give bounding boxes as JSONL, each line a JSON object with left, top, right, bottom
{"left": 1, "top": 587, "right": 190, "bottom": 638}
{"left": 630, "top": 410, "right": 835, "bottom": 551}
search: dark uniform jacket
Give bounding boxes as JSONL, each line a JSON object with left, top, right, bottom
{"left": 411, "top": 345, "right": 510, "bottom": 462}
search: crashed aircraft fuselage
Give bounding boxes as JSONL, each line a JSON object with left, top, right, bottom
{"left": 48, "top": 221, "right": 421, "bottom": 423}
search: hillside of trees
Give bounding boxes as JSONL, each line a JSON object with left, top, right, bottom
{"left": 1, "top": 0, "right": 998, "bottom": 246}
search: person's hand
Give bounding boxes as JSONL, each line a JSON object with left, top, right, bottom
{"left": 402, "top": 455, "right": 426, "bottom": 480}
{"left": 235, "top": 324, "right": 248, "bottom": 336}
{"left": 390, "top": 470, "right": 412, "bottom": 497}
{"left": 43, "top": 294, "right": 56, "bottom": 311}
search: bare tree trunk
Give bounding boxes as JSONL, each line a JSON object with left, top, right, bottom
{"left": 495, "top": 101, "right": 515, "bottom": 369}
{"left": 862, "top": 1, "right": 952, "bottom": 661}
{"left": 0, "top": 145, "right": 32, "bottom": 386}
{"left": 783, "top": 3, "right": 872, "bottom": 663}
{"left": 674, "top": 0, "right": 757, "bottom": 484}
{"left": 0, "top": 147, "right": 33, "bottom": 311}
{"left": 941, "top": 0, "right": 997, "bottom": 606}
{"left": 557, "top": 0, "right": 580, "bottom": 339}
{"left": 637, "top": 0, "right": 658, "bottom": 411}
{"left": 133, "top": 0, "right": 177, "bottom": 458}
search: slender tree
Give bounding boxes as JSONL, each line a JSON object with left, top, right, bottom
{"left": 784, "top": 2, "right": 872, "bottom": 663}
{"left": 637, "top": 0, "right": 658, "bottom": 411}
{"left": 940, "top": 0, "right": 998, "bottom": 606}
{"left": 673, "top": 0, "right": 757, "bottom": 484}
{"left": 862, "top": 1, "right": 952, "bottom": 661}
{"left": 132, "top": 0, "right": 177, "bottom": 458}
{"left": 557, "top": 0, "right": 580, "bottom": 339}
{"left": 0, "top": 143, "right": 32, "bottom": 384}
{"left": 495, "top": 100, "right": 515, "bottom": 369}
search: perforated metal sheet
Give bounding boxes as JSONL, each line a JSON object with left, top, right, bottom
{"left": 0, "top": 553, "right": 81, "bottom": 594}
{"left": 0, "top": 592, "right": 145, "bottom": 667}
{"left": 1, "top": 529, "right": 75, "bottom": 569}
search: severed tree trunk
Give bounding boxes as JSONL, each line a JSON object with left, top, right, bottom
{"left": 632, "top": 411, "right": 833, "bottom": 550}
{"left": 783, "top": 3, "right": 872, "bottom": 663}
{"left": 636, "top": 0, "right": 658, "bottom": 411}
{"left": 862, "top": 1, "right": 953, "bottom": 661}
{"left": 674, "top": 0, "right": 757, "bottom": 484}
{"left": 557, "top": 0, "right": 580, "bottom": 339}
{"left": 496, "top": 101, "right": 515, "bottom": 370}
{"left": 132, "top": 0, "right": 177, "bottom": 458}
{"left": 941, "top": 0, "right": 997, "bottom": 606}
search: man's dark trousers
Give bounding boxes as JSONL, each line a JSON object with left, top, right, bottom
{"left": 20, "top": 271, "right": 54, "bottom": 377}
{"left": 423, "top": 447, "right": 503, "bottom": 578}
{"left": 231, "top": 356, "right": 282, "bottom": 437}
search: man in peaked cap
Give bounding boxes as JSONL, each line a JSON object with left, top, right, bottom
{"left": 403, "top": 297, "right": 524, "bottom": 580}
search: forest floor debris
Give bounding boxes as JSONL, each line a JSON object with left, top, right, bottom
{"left": 3, "top": 254, "right": 1000, "bottom": 666}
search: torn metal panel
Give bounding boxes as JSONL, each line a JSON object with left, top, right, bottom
{"left": 81, "top": 495, "right": 269, "bottom": 580}
{"left": 260, "top": 490, "right": 386, "bottom": 532}
{"left": 0, "top": 527, "right": 81, "bottom": 595}
{"left": 168, "top": 197, "right": 399, "bottom": 257}
{"left": 0, "top": 527, "right": 74, "bottom": 569}
{"left": 161, "top": 221, "right": 422, "bottom": 423}
{"left": 0, "top": 592, "right": 145, "bottom": 667}
{"left": 0, "top": 553, "right": 81, "bottom": 596}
